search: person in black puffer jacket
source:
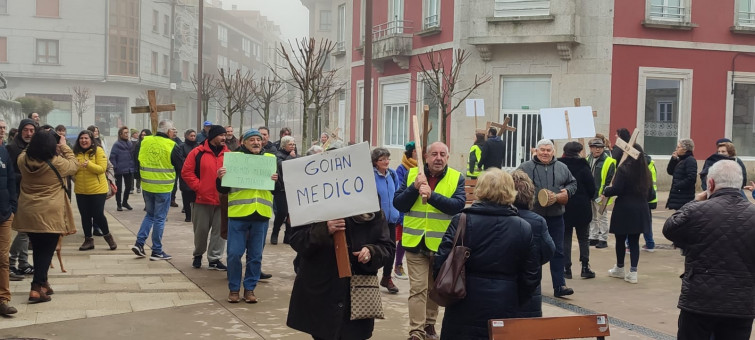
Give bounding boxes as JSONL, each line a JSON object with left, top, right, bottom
{"left": 666, "top": 138, "right": 697, "bottom": 210}
{"left": 176, "top": 129, "right": 199, "bottom": 222}
{"left": 558, "top": 142, "right": 596, "bottom": 280}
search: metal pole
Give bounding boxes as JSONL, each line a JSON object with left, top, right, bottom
{"left": 362, "top": 0, "right": 372, "bottom": 144}
{"left": 196, "top": 0, "right": 203, "bottom": 131}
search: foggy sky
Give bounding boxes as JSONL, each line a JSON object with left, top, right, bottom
{"left": 223, "top": 0, "right": 310, "bottom": 41}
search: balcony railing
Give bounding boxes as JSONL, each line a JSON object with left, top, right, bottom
{"left": 372, "top": 20, "right": 413, "bottom": 40}
{"left": 737, "top": 10, "right": 755, "bottom": 26}
{"left": 649, "top": 4, "right": 689, "bottom": 22}
{"left": 424, "top": 14, "right": 439, "bottom": 29}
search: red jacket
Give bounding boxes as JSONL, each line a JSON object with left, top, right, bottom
{"left": 181, "top": 142, "right": 228, "bottom": 205}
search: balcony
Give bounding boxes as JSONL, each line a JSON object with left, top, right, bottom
{"left": 642, "top": 4, "right": 697, "bottom": 30}
{"left": 371, "top": 20, "right": 413, "bottom": 72}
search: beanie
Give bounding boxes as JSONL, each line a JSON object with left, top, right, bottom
{"left": 405, "top": 141, "right": 416, "bottom": 153}
{"left": 206, "top": 125, "right": 226, "bottom": 141}
{"left": 242, "top": 129, "right": 262, "bottom": 141}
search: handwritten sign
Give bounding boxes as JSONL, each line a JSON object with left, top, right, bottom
{"left": 221, "top": 152, "right": 277, "bottom": 190}
{"left": 282, "top": 142, "right": 379, "bottom": 227}
{"left": 539, "top": 106, "right": 596, "bottom": 140}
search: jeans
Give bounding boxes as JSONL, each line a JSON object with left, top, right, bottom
{"left": 115, "top": 173, "right": 134, "bottom": 207}
{"left": 226, "top": 218, "right": 268, "bottom": 292}
{"left": 27, "top": 232, "right": 59, "bottom": 286}
{"left": 9, "top": 232, "right": 29, "bottom": 269}
{"left": 76, "top": 193, "right": 109, "bottom": 238}
{"left": 136, "top": 192, "right": 171, "bottom": 253}
{"left": 545, "top": 215, "right": 566, "bottom": 290}
{"left": 643, "top": 211, "right": 655, "bottom": 249}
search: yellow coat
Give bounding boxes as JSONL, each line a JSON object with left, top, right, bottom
{"left": 74, "top": 146, "right": 108, "bottom": 194}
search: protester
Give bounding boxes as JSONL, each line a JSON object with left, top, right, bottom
{"left": 286, "top": 210, "right": 394, "bottom": 340}
{"left": 467, "top": 130, "right": 484, "bottom": 179}
{"left": 217, "top": 129, "right": 277, "bottom": 303}
{"left": 196, "top": 121, "right": 212, "bottom": 144}
{"left": 663, "top": 160, "right": 755, "bottom": 340}
{"left": 130, "top": 129, "right": 139, "bottom": 143}
{"left": 558, "top": 142, "right": 596, "bottom": 280}
{"left": 131, "top": 120, "right": 179, "bottom": 261}
{"left": 7, "top": 128, "right": 17, "bottom": 143}
{"left": 258, "top": 126, "right": 277, "bottom": 154}
{"left": 224, "top": 125, "right": 239, "bottom": 151}
{"left": 132, "top": 129, "right": 151, "bottom": 195}
{"left": 666, "top": 138, "right": 697, "bottom": 210}
{"left": 13, "top": 130, "right": 78, "bottom": 303}
{"left": 604, "top": 143, "right": 652, "bottom": 284}
{"left": 517, "top": 139, "right": 577, "bottom": 298}
{"left": 642, "top": 153, "right": 659, "bottom": 252}
{"left": 372, "top": 147, "right": 400, "bottom": 294}
{"left": 0, "top": 138, "right": 17, "bottom": 314}
{"left": 109, "top": 126, "right": 135, "bottom": 211}
{"left": 271, "top": 135, "right": 297, "bottom": 245}
{"left": 176, "top": 129, "right": 199, "bottom": 222}
{"left": 393, "top": 142, "right": 465, "bottom": 340}
{"left": 611, "top": 128, "right": 630, "bottom": 160}
{"left": 167, "top": 127, "right": 181, "bottom": 208}
{"left": 435, "top": 168, "right": 539, "bottom": 339}
{"left": 272, "top": 127, "right": 292, "bottom": 151}
{"left": 0, "top": 120, "right": 7, "bottom": 145}
{"left": 6, "top": 119, "right": 36, "bottom": 276}
{"left": 182, "top": 125, "right": 228, "bottom": 270}
{"left": 74, "top": 130, "right": 117, "bottom": 251}
{"left": 393, "top": 141, "right": 417, "bottom": 280}
{"left": 587, "top": 138, "right": 615, "bottom": 249}
{"left": 479, "top": 127, "right": 504, "bottom": 170}
{"left": 699, "top": 139, "right": 747, "bottom": 194}
{"left": 511, "top": 170, "right": 555, "bottom": 317}
{"left": 87, "top": 125, "right": 108, "bottom": 156}
{"left": 316, "top": 132, "right": 328, "bottom": 146}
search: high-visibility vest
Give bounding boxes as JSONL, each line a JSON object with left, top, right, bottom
{"left": 648, "top": 160, "right": 658, "bottom": 204}
{"left": 227, "top": 152, "right": 276, "bottom": 219}
{"left": 599, "top": 156, "right": 617, "bottom": 205}
{"left": 467, "top": 144, "right": 481, "bottom": 178}
{"left": 138, "top": 135, "right": 176, "bottom": 193}
{"left": 403, "top": 167, "right": 461, "bottom": 252}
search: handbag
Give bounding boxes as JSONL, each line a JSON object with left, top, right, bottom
{"left": 349, "top": 274, "right": 385, "bottom": 320}
{"left": 105, "top": 160, "right": 117, "bottom": 200}
{"left": 429, "top": 213, "right": 470, "bottom": 307}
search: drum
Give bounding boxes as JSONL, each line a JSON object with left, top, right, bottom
{"left": 537, "top": 189, "right": 557, "bottom": 207}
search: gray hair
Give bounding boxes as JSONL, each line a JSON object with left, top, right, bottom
{"left": 678, "top": 138, "right": 695, "bottom": 152}
{"left": 280, "top": 135, "right": 295, "bottom": 148}
{"left": 158, "top": 120, "right": 174, "bottom": 134}
{"left": 707, "top": 160, "right": 742, "bottom": 191}
{"left": 536, "top": 139, "right": 554, "bottom": 148}
{"left": 371, "top": 147, "right": 391, "bottom": 165}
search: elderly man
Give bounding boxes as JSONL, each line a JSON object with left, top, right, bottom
{"left": 517, "top": 139, "right": 577, "bottom": 298}
{"left": 663, "top": 160, "right": 755, "bottom": 340}
{"left": 6, "top": 119, "right": 36, "bottom": 277}
{"left": 394, "top": 142, "right": 465, "bottom": 340}
{"left": 586, "top": 138, "right": 616, "bottom": 249}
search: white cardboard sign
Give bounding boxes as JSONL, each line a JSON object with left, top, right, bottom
{"left": 465, "top": 99, "right": 485, "bottom": 117}
{"left": 539, "top": 106, "right": 596, "bottom": 140}
{"left": 282, "top": 142, "right": 379, "bottom": 227}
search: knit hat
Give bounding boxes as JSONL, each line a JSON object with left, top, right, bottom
{"left": 206, "top": 125, "right": 226, "bottom": 141}
{"left": 203, "top": 120, "right": 212, "bottom": 127}
{"left": 563, "top": 141, "right": 583, "bottom": 158}
{"left": 405, "top": 141, "right": 415, "bottom": 153}
{"left": 242, "top": 129, "right": 262, "bottom": 141}
{"left": 716, "top": 138, "right": 732, "bottom": 145}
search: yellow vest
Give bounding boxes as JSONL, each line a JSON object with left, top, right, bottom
{"left": 227, "top": 153, "right": 276, "bottom": 219}
{"left": 467, "top": 144, "right": 481, "bottom": 178}
{"left": 138, "top": 135, "right": 176, "bottom": 193}
{"left": 403, "top": 167, "right": 461, "bottom": 252}
{"left": 648, "top": 160, "right": 658, "bottom": 204}
{"left": 599, "top": 156, "right": 617, "bottom": 204}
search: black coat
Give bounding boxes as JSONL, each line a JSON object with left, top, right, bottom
{"left": 176, "top": 139, "right": 199, "bottom": 192}
{"left": 434, "top": 202, "right": 540, "bottom": 340}
{"left": 604, "top": 165, "right": 652, "bottom": 235}
{"left": 0, "top": 147, "right": 17, "bottom": 222}
{"left": 699, "top": 154, "right": 747, "bottom": 190}
{"left": 274, "top": 149, "right": 297, "bottom": 192}
{"left": 6, "top": 135, "right": 28, "bottom": 195}
{"left": 663, "top": 188, "right": 755, "bottom": 318}
{"left": 666, "top": 152, "right": 697, "bottom": 210}
{"left": 516, "top": 208, "right": 555, "bottom": 318}
{"left": 286, "top": 212, "right": 394, "bottom": 340}
{"left": 479, "top": 136, "right": 505, "bottom": 169}
{"left": 558, "top": 157, "right": 596, "bottom": 227}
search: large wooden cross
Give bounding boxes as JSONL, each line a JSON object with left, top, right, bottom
{"left": 598, "top": 128, "right": 641, "bottom": 214}
{"left": 486, "top": 117, "right": 516, "bottom": 138}
{"left": 130, "top": 90, "right": 176, "bottom": 134}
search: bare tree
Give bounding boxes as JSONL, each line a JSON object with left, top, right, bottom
{"left": 417, "top": 49, "right": 492, "bottom": 144}
{"left": 191, "top": 73, "right": 219, "bottom": 123}
{"left": 252, "top": 75, "right": 285, "bottom": 128}
{"left": 216, "top": 68, "right": 256, "bottom": 134}
{"left": 277, "top": 38, "right": 342, "bottom": 150}
{"left": 70, "top": 86, "right": 92, "bottom": 128}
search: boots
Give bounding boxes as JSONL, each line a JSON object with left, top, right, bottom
{"left": 270, "top": 227, "right": 280, "bottom": 245}
{"left": 79, "top": 237, "right": 94, "bottom": 251}
{"left": 581, "top": 262, "right": 596, "bottom": 279}
{"left": 103, "top": 233, "right": 117, "bottom": 250}
{"left": 41, "top": 282, "right": 54, "bottom": 295}
{"left": 29, "top": 283, "right": 51, "bottom": 303}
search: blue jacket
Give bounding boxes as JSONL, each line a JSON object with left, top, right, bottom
{"left": 109, "top": 139, "right": 135, "bottom": 175}
{"left": 374, "top": 167, "right": 399, "bottom": 224}
{"left": 0, "top": 147, "right": 16, "bottom": 223}
{"left": 395, "top": 164, "right": 410, "bottom": 224}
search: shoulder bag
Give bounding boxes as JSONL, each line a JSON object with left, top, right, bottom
{"left": 349, "top": 274, "right": 385, "bottom": 320}
{"left": 429, "top": 212, "right": 470, "bottom": 307}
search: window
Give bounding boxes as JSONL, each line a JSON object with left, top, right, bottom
{"left": 319, "top": 10, "right": 332, "bottom": 31}
{"left": 36, "top": 39, "right": 59, "bottom": 64}
{"left": 254, "top": 43, "right": 260, "bottom": 61}
{"left": 424, "top": 0, "right": 440, "bottom": 28}
{"left": 95, "top": 96, "right": 128, "bottom": 136}
{"left": 731, "top": 83, "right": 755, "bottom": 156}
{"left": 243, "top": 38, "right": 251, "bottom": 57}
{"left": 36, "top": 0, "right": 59, "bottom": 17}
{"left": 151, "top": 51, "right": 158, "bottom": 74}
{"left": 382, "top": 82, "right": 409, "bottom": 147}
{"left": 337, "top": 4, "right": 346, "bottom": 50}
{"left": 163, "top": 14, "right": 170, "bottom": 36}
{"left": 217, "top": 55, "right": 227, "bottom": 70}
{"left": 0, "top": 37, "right": 6, "bottom": 63}
{"left": 162, "top": 54, "right": 169, "bottom": 76}
{"left": 360, "top": 0, "right": 365, "bottom": 43}
{"left": 218, "top": 25, "right": 228, "bottom": 47}
{"left": 108, "top": 0, "right": 139, "bottom": 76}
{"left": 637, "top": 67, "right": 693, "bottom": 155}
{"left": 0, "top": 0, "right": 7, "bottom": 14}
{"left": 420, "top": 78, "right": 440, "bottom": 142}
{"left": 494, "top": 0, "right": 550, "bottom": 17}
{"left": 152, "top": 10, "right": 159, "bottom": 32}
{"left": 648, "top": 0, "right": 687, "bottom": 22}
{"left": 657, "top": 101, "right": 673, "bottom": 122}
{"left": 229, "top": 59, "right": 239, "bottom": 72}
{"left": 737, "top": 0, "right": 755, "bottom": 26}
{"left": 388, "top": 0, "right": 404, "bottom": 34}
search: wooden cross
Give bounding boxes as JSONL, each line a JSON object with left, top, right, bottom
{"left": 130, "top": 90, "right": 176, "bottom": 134}
{"left": 322, "top": 127, "right": 343, "bottom": 149}
{"left": 598, "top": 128, "right": 641, "bottom": 214}
{"left": 421, "top": 105, "right": 433, "bottom": 153}
{"left": 413, "top": 112, "right": 429, "bottom": 205}
{"left": 485, "top": 117, "right": 516, "bottom": 138}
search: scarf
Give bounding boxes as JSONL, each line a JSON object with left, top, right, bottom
{"left": 401, "top": 154, "right": 417, "bottom": 169}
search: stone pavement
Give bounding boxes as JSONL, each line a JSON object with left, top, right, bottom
{"left": 0, "top": 191, "right": 752, "bottom": 339}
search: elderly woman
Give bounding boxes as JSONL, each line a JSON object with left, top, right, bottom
{"left": 700, "top": 140, "right": 747, "bottom": 193}
{"left": 371, "top": 147, "right": 400, "bottom": 294}
{"left": 272, "top": 135, "right": 297, "bottom": 245}
{"left": 75, "top": 129, "right": 117, "bottom": 251}
{"left": 434, "top": 168, "right": 540, "bottom": 340}
{"left": 511, "top": 170, "right": 555, "bottom": 317}
{"left": 13, "top": 130, "right": 78, "bottom": 303}
{"left": 666, "top": 138, "right": 697, "bottom": 210}
{"left": 287, "top": 211, "right": 394, "bottom": 340}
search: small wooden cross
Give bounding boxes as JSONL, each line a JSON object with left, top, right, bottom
{"left": 599, "top": 128, "right": 641, "bottom": 214}
{"left": 486, "top": 117, "right": 516, "bottom": 138}
{"left": 413, "top": 112, "right": 429, "bottom": 205}
{"left": 421, "top": 105, "right": 433, "bottom": 153}
{"left": 130, "top": 90, "right": 176, "bottom": 134}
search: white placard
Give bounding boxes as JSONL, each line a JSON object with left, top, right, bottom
{"left": 465, "top": 99, "right": 485, "bottom": 117}
{"left": 539, "top": 106, "right": 596, "bottom": 139}
{"left": 282, "top": 142, "right": 379, "bottom": 227}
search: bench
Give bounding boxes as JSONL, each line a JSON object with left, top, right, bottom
{"left": 488, "top": 314, "right": 610, "bottom": 340}
{"left": 464, "top": 178, "right": 477, "bottom": 205}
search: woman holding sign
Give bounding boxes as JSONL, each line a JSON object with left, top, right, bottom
{"left": 272, "top": 135, "right": 298, "bottom": 245}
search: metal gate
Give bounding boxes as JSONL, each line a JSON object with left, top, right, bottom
{"left": 501, "top": 111, "right": 542, "bottom": 170}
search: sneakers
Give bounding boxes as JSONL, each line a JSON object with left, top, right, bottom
{"left": 625, "top": 271, "right": 638, "bottom": 284}
{"left": 137, "top": 188, "right": 141, "bottom": 194}
{"left": 260, "top": 272, "right": 273, "bottom": 280}
{"left": 564, "top": 268, "right": 572, "bottom": 279}
{"left": 642, "top": 245, "right": 655, "bottom": 252}
{"left": 554, "top": 285, "right": 574, "bottom": 298}
{"left": 424, "top": 324, "right": 439, "bottom": 340}
{"left": 243, "top": 290, "right": 257, "bottom": 303}
{"left": 608, "top": 265, "right": 625, "bottom": 278}
{"left": 209, "top": 261, "right": 227, "bottom": 271}
{"left": 596, "top": 241, "right": 608, "bottom": 249}
{"left": 192, "top": 256, "right": 202, "bottom": 268}
{"left": 394, "top": 264, "right": 408, "bottom": 280}
{"left": 380, "top": 276, "right": 399, "bottom": 294}
{"left": 150, "top": 251, "right": 172, "bottom": 261}
{"left": 0, "top": 300, "right": 17, "bottom": 315}
{"left": 18, "top": 266, "right": 33, "bottom": 275}
{"left": 228, "top": 291, "right": 240, "bottom": 303}
{"left": 132, "top": 243, "right": 146, "bottom": 257}
{"left": 9, "top": 271, "right": 24, "bottom": 281}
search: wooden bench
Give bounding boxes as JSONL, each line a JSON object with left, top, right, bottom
{"left": 488, "top": 314, "right": 610, "bottom": 340}
{"left": 464, "top": 178, "right": 477, "bottom": 205}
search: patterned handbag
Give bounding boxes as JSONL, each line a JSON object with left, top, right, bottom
{"left": 349, "top": 274, "right": 385, "bottom": 320}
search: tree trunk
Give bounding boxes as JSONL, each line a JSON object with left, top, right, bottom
{"left": 302, "top": 102, "right": 309, "bottom": 151}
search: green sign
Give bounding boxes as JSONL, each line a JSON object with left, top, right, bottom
{"left": 221, "top": 152, "right": 277, "bottom": 190}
